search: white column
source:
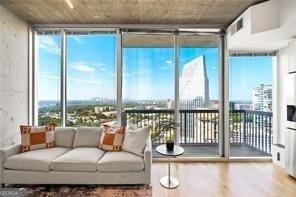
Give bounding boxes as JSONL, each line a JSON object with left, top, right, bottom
{"left": 116, "top": 29, "right": 123, "bottom": 126}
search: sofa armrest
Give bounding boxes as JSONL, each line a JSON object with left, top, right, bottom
{"left": 0, "top": 144, "right": 21, "bottom": 184}
{"left": 0, "top": 144, "right": 21, "bottom": 160}
{"left": 144, "top": 137, "right": 152, "bottom": 184}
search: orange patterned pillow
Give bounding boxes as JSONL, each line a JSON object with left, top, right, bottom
{"left": 99, "top": 126, "right": 125, "bottom": 151}
{"left": 20, "top": 125, "right": 55, "bottom": 153}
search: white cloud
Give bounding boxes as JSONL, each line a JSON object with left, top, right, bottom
{"left": 70, "top": 62, "right": 95, "bottom": 73}
{"left": 38, "top": 36, "right": 60, "bottom": 55}
{"left": 165, "top": 60, "right": 173, "bottom": 64}
{"left": 68, "top": 77, "right": 102, "bottom": 85}
{"left": 69, "top": 36, "right": 83, "bottom": 44}
{"left": 124, "top": 71, "right": 145, "bottom": 77}
{"left": 39, "top": 74, "right": 59, "bottom": 80}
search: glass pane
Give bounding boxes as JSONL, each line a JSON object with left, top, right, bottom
{"left": 122, "top": 34, "right": 175, "bottom": 109}
{"left": 36, "top": 33, "right": 61, "bottom": 126}
{"left": 229, "top": 55, "right": 274, "bottom": 157}
{"left": 122, "top": 34, "right": 175, "bottom": 148}
{"left": 179, "top": 34, "right": 220, "bottom": 156}
{"left": 66, "top": 33, "right": 117, "bottom": 127}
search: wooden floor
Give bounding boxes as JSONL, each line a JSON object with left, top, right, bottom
{"left": 151, "top": 162, "right": 296, "bottom": 197}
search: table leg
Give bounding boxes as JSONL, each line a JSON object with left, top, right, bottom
{"left": 168, "top": 157, "right": 171, "bottom": 186}
{"left": 160, "top": 156, "right": 179, "bottom": 189}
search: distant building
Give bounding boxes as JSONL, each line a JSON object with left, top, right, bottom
{"left": 252, "top": 84, "right": 272, "bottom": 112}
{"left": 229, "top": 102, "right": 235, "bottom": 110}
{"left": 210, "top": 100, "right": 219, "bottom": 109}
{"left": 94, "top": 107, "right": 103, "bottom": 114}
{"left": 235, "top": 103, "right": 252, "bottom": 110}
{"left": 167, "top": 99, "right": 174, "bottom": 109}
{"left": 179, "top": 55, "right": 210, "bottom": 109}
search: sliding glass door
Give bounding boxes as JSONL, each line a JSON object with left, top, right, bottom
{"left": 228, "top": 55, "right": 275, "bottom": 157}
{"left": 122, "top": 33, "right": 175, "bottom": 151}
{"left": 178, "top": 34, "right": 221, "bottom": 156}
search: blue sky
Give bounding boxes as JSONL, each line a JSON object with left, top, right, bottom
{"left": 37, "top": 34, "right": 273, "bottom": 102}
{"left": 229, "top": 56, "right": 273, "bottom": 101}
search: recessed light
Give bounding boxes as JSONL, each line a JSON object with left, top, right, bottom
{"left": 65, "top": 0, "right": 74, "bottom": 9}
{"left": 94, "top": 15, "right": 101, "bottom": 18}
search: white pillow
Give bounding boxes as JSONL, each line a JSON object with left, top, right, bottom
{"left": 122, "top": 127, "right": 150, "bottom": 157}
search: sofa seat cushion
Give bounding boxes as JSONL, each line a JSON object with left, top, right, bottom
{"left": 4, "top": 147, "right": 69, "bottom": 172}
{"left": 97, "top": 151, "right": 144, "bottom": 172}
{"left": 51, "top": 147, "right": 105, "bottom": 172}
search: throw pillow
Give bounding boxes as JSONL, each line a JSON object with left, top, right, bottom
{"left": 20, "top": 124, "right": 55, "bottom": 153}
{"left": 122, "top": 127, "right": 150, "bottom": 157}
{"left": 99, "top": 126, "right": 125, "bottom": 151}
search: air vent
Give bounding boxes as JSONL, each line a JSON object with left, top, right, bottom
{"left": 237, "top": 18, "right": 243, "bottom": 31}
{"left": 230, "top": 18, "right": 244, "bottom": 36}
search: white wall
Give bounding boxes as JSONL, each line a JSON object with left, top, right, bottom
{"left": 227, "top": 0, "right": 296, "bottom": 53}
{"left": 0, "top": 5, "right": 28, "bottom": 148}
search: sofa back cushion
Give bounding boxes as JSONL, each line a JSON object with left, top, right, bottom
{"left": 73, "top": 127, "right": 102, "bottom": 147}
{"left": 20, "top": 125, "right": 55, "bottom": 152}
{"left": 55, "top": 127, "right": 77, "bottom": 148}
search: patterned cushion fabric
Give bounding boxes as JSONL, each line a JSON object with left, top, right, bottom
{"left": 99, "top": 126, "right": 125, "bottom": 151}
{"left": 20, "top": 125, "right": 55, "bottom": 153}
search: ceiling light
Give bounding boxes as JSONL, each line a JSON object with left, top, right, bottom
{"left": 65, "top": 0, "right": 74, "bottom": 9}
{"left": 178, "top": 28, "right": 221, "bottom": 33}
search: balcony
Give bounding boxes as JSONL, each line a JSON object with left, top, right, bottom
{"left": 123, "top": 109, "right": 272, "bottom": 157}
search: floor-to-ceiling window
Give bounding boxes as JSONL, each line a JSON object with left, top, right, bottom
{"left": 66, "top": 32, "right": 117, "bottom": 127}
{"left": 35, "top": 32, "right": 62, "bottom": 126}
{"left": 228, "top": 54, "right": 275, "bottom": 157}
{"left": 178, "top": 34, "right": 220, "bottom": 156}
{"left": 34, "top": 30, "right": 117, "bottom": 127}
{"left": 33, "top": 27, "right": 274, "bottom": 159}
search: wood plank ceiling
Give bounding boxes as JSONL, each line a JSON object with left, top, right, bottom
{"left": 1, "top": 0, "right": 265, "bottom": 27}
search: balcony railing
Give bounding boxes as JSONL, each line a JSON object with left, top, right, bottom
{"left": 122, "top": 109, "right": 273, "bottom": 155}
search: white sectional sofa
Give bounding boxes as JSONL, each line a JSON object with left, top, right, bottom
{"left": 0, "top": 127, "right": 152, "bottom": 186}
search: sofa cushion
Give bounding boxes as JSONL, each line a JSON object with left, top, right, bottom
{"left": 20, "top": 125, "right": 55, "bottom": 152}
{"left": 55, "top": 127, "right": 76, "bottom": 148}
{"left": 122, "top": 127, "right": 150, "bottom": 157}
{"left": 97, "top": 151, "right": 144, "bottom": 172}
{"left": 99, "top": 126, "right": 125, "bottom": 151}
{"left": 50, "top": 147, "right": 105, "bottom": 172}
{"left": 4, "top": 147, "right": 69, "bottom": 172}
{"left": 73, "top": 127, "right": 102, "bottom": 147}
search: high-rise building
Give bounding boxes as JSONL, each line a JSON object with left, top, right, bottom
{"left": 252, "top": 84, "right": 272, "bottom": 112}
{"left": 179, "top": 55, "right": 210, "bottom": 109}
